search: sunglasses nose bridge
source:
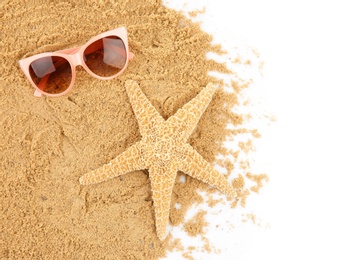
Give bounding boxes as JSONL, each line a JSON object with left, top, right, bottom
{"left": 69, "top": 52, "right": 83, "bottom": 67}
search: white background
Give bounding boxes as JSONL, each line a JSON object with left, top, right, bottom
{"left": 163, "top": 0, "right": 338, "bottom": 259}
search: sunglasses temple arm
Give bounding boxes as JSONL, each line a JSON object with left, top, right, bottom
{"left": 57, "top": 43, "right": 134, "bottom": 60}
{"left": 56, "top": 46, "right": 80, "bottom": 55}
{"left": 36, "top": 75, "right": 50, "bottom": 94}
{"left": 128, "top": 51, "right": 134, "bottom": 60}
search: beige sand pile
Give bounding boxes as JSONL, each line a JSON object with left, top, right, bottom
{"left": 0, "top": 0, "right": 266, "bottom": 259}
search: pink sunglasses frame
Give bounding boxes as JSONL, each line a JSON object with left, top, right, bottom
{"left": 18, "top": 26, "right": 134, "bottom": 97}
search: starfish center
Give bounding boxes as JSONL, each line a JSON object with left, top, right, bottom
{"left": 153, "top": 139, "right": 173, "bottom": 162}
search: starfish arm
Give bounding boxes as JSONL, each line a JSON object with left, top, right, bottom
{"left": 179, "top": 144, "right": 237, "bottom": 198}
{"left": 125, "top": 80, "right": 164, "bottom": 138}
{"left": 79, "top": 141, "right": 145, "bottom": 185}
{"left": 148, "top": 165, "right": 177, "bottom": 241}
{"left": 167, "top": 83, "right": 216, "bottom": 142}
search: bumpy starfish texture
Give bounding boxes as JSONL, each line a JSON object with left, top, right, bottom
{"left": 79, "top": 80, "right": 236, "bottom": 241}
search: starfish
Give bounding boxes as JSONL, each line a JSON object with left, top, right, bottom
{"left": 79, "top": 80, "right": 236, "bottom": 241}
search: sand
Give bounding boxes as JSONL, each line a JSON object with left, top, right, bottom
{"left": 0, "top": 0, "right": 266, "bottom": 259}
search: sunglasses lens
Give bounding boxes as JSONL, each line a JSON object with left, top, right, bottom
{"left": 29, "top": 56, "right": 72, "bottom": 95}
{"left": 83, "top": 36, "right": 127, "bottom": 77}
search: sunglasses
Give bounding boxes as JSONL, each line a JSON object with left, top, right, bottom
{"left": 19, "top": 27, "right": 134, "bottom": 97}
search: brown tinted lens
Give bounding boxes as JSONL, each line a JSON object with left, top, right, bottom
{"left": 29, "top": 56, "right": 72, "bottom": 94}
{"left": 84, "top": 36, "right": 127, "bottom": 77}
